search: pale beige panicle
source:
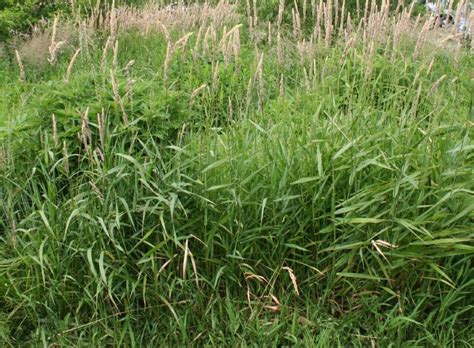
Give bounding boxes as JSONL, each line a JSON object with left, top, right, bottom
{"left": 112, "top": 1, "right": 239, "bottom": 34}
{"left": 65, "top": 48, "right": 81, "bottom": 83}
{"left": 15, "top": 50, "right": 25, "bottom": 82}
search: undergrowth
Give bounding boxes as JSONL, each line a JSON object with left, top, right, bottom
{"left": 0, "top": 0, "right": 473, "bottom": 346}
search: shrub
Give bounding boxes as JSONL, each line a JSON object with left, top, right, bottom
{"left": 0, "top": 0, "right": 65, "bottom": 40}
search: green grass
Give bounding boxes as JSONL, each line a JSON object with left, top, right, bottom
{"left": 1, "top": 1, "right": 473, "bottom": 346}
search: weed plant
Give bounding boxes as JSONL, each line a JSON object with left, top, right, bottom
{"left": 0, "top": 0, "right": 473, "bottom": 346}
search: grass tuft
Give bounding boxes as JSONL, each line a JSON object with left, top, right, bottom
{"left": 1, "top": 0, "right": 473, "bottom": 345}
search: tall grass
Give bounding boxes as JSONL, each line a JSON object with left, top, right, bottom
{"left": 1, "top": 0, "right": 473, "bottom": 345}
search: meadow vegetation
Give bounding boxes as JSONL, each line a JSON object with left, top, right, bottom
{"left": 0, "top": 0, "right": 473, "bottom": 345}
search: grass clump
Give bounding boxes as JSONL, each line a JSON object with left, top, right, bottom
{"left": 1, "top": 0, "right": 473, "bottom": 346}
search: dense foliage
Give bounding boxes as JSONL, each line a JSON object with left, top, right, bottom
{"left": 1, "top": 0, "right": 473, "bottom": 346}
{"left": 0, "top": 0, "right": 61, "bottom": 40}
{"left": 0, "top": 0, "right": 153, "bottom": 40}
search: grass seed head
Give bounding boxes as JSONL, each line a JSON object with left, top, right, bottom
{"left": 65, "top": 48, "right": 81, "bottom": 83}
{"left": 15, "top": 50, "right": 25, "bottom": 82}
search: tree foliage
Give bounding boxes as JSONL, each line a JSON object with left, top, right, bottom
{"left": 0, "top": 0, "right": 68, "bottom": 40}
